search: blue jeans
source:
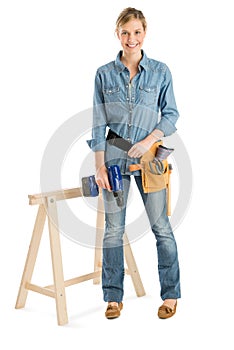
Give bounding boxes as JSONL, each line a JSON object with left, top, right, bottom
{"left": 102, "top": 175, "right": 181, "bottom": 302}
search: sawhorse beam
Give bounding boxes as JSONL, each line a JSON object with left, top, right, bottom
{"left": 15, "top": 187, "right": 145, "bottom": 325}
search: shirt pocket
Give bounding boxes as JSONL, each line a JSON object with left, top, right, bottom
{"left": 103, "top": 86, "right": 120, "bottom": 103}
{"left": 139, "top": 85, "right": 158, "bottom": 106}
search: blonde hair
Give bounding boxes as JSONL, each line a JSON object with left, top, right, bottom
{"left": 115, "top": 7, "right": 147, "bottom": 32}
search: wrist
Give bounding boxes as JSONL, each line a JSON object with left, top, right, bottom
{"left": 95, "top": 151, "right": 105, "bottom": 171}
{"left": 95, "top": 164, "right": 106, "bottom": 173}
{"left": 150, "top": 129, "right": 164, "bottom": 141}
{"left": 146, "top": 133, "right": 157, "bottom": 145}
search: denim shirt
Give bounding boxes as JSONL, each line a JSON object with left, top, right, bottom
{"left": 87, "top": 50, "right": 179, "bottom": 175}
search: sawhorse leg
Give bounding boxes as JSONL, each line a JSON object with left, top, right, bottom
{"left": 46, "top": 196, "right": 68, "bottom": 325}
{"left": 93, "top": 195, "right": 104, "bottom": 285}
{"left": 15, "top": 204, "right": 46, "bottom": 309}
{"left": 124, "top": 234, "right": 145, "bottom": 297}
{"left": 15, "top": 198, "right": 68, "bottom": 325}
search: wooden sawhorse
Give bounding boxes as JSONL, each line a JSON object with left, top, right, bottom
{"left": 15, "top": 187, "right": 145, "bottom": 325}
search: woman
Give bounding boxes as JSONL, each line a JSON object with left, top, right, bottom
{"left": 87, "top": 7, "right": 181, "bottom": 319}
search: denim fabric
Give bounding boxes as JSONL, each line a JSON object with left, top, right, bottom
{"left": 87, "top": 50, "right": 179, "bottom": 175}
{"left": 102, "top": 175, "right": 181, "bottom": 302}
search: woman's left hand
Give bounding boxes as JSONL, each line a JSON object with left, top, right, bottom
{"left": 128, "top": 135, "right": 155, "bottom": 158}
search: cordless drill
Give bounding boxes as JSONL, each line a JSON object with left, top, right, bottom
{"left": 81, "top": 164, "right": 124, "bottom": 208}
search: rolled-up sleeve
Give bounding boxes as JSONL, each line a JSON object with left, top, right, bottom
{"left": 156, "top": 66, "right": 179, "bottom": 137}
{"left": 86, "top": 72, "right": 107, "bottom": 151}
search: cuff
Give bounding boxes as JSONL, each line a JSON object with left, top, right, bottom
{"left": 156, "top": 118, "right": 177, "bottom": 137}
{"left": 86, "top": 139, "right": 106, "bottom": 152}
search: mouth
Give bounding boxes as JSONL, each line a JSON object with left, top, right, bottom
{"left": 127, "top": 43, "right": 138, "bottom": 48}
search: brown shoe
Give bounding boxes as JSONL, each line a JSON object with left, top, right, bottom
{"left": 158, "top": 301, "right": 177, "bottom": 319}
{"left": 105, "top": 302, "right": 123, "bottom": 319}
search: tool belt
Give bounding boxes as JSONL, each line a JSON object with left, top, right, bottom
{"left": 106, "top": 129, "right": 173, "bottom": 215}
{"left": 106, "top": 129, "right": 132, "bottom": 152}
{"left": 128, "top": 141, "right": 170, "bottom": 192}
{"left": 129, "top": 142, "right": 173, "bottom": 216}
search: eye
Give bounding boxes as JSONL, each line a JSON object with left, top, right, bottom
{"left": 135, "top": 31, "right": 141, "bottom": 35}
{"left": 121, "top": 31, "right": 128, "bottom": 36}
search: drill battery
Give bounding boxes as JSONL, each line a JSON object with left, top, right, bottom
{"left": 81, "top": 175, "right": 99, "bottom": 197}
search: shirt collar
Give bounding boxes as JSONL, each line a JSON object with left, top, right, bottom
{"left": 115, "top": 50, "right": 148, "bottom": 73}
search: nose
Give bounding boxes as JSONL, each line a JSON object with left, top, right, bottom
{"left": 127, "top": 33, "right": 135, "bottom": 42}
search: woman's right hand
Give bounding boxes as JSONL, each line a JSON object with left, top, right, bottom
{"left": 95, "top": 165, "right": 112, "bottom": 191}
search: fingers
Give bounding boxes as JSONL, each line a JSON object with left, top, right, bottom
{"left": 128, "top": 148, "right": 141, "bottom": 158}
{"left": 128, "top": 144, "right": 145, "bottom": 158}
{"left": 96, "top": 177, "right": 111, "bottom": 191}
{"left": 95, "top": 167, "right": 112, "bottom": 191}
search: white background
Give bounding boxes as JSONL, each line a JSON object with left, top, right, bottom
{"left": 1, "top": 0, "right": 234, "bottom": 348}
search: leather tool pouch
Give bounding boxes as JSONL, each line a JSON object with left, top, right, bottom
{"left": 129, "top": 141, "right": 170, "bottom": 193}
{"left": 141, "top": 142, "right": 169, "bottom": 193}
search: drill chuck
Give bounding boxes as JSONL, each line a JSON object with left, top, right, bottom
{"left": 107, "top": 165, "right": 124, "bottom": 208}
{"left": 113, "top": 190, "right": 124, "bottom": 208}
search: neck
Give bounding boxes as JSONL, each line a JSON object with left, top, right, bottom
{"left": 121, "top": 50, "right": 142, "bottom": 68}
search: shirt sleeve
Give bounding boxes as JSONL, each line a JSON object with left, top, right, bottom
{"left": 86, "top": 72, "right": 107, "bottom": 151}
{"left": 156, "top": 66, "right": 179, "bottom": 137}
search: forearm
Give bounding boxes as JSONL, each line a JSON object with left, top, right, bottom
{"left": 94, "top": 151, "right": 111, "bottom": 191}
{"left": 141, "top": 128, "right": 164, "bottom": 149}
{"left": 95, "top": 151, "right": 105, "bottom": 171}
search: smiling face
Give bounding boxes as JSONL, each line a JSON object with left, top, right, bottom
{"left": 117, "top": 19, "right": 146, "bottom": 56}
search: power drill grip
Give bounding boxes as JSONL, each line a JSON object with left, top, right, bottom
{"left": 81, "top": 165, "right": 124, "bottom": 208}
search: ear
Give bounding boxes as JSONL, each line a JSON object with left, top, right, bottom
{"left": 116, "top": 30, "right": 121, "bottom": 40}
